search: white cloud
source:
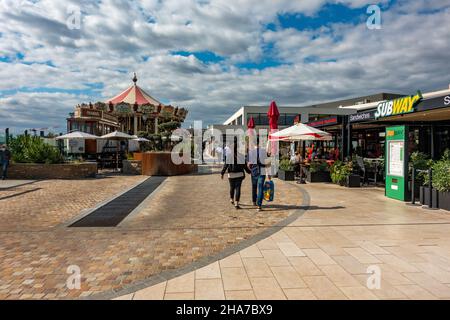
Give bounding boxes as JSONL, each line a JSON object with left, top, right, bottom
{"left": 0, "top": 0, "right": 449, "bottom": 130}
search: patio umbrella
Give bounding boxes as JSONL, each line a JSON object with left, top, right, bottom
{"left": 267, "top": 101, "right": 280, "bottom": 155}
{"left": 247, "top": 116, "right": 256, "bottom": 148}
{"left": 132, "top": 137, "right": 150, "bottom": 142}
{"left": 100, "top": 131, "right": 135, "bottom": 140}
{"left": 56, "top": 131, "right": 99, "bottom": 140}
{"left": 269, "top": 123, "right": 332, "bottom": 141}
{"left": 100, "top": 131, "right": 135, "bottom": 171}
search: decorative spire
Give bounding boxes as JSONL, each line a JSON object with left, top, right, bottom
{"left": 132, "top": 72, "right": 138, "bottom": 84}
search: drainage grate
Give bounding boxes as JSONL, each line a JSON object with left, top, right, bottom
{"left": 69, "top": 176, "right": 166, "bottom": 227}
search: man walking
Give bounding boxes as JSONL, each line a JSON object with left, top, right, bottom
{"left": 248, "top": 140, "right": 271, "bottom": 212}
{"left": 1, "top": 144, "right": 11, "bottom": 180}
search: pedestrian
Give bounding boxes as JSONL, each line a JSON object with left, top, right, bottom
{"left": 1, "top": 144, "right": 11, "bottom": 180}
{"left": 215, "top": 145, "right": 223, "bottom": 164}
{"left": 248, "top": 139, "right": 271, "bottom": 212}
{"left": 221, "top": 143, "right": 250, "bottom": 210}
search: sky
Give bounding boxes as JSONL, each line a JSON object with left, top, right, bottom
{"left": 0, "top": 0, "right": 449, "bottom": 133}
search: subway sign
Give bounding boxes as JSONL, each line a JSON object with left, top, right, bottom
{"left": 375, "top": 91, "right": 423, "bottom": 119}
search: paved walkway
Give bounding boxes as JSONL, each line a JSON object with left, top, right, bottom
{"left": 115, "top": 183, "right": 450, "bottom": 300}
{"left": 0, "top": 173, "right": 303, "bottom": 299}
{"left": 0, "top": 180, "right": 36, "bottom": 190}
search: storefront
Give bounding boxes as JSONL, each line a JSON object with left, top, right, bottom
{"left": 304, "top": 115, "right": 343, "bottom": 159}
{"left": 347, "top": 91, "right": 450, "bottom": 160}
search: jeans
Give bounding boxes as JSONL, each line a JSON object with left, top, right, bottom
{"left": 229, "top": 177, "right": 244, "bottom": 202}
{"left": 251, "top": 175, "right": 266, "bottom": 207}
{"left": 1, "top": 161, "right": 8, "bottom": 179}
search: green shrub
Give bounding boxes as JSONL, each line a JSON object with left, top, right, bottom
{"left": 409, "top": 151, "right": 432, "bottom": 185}
{"left": 428, "top": 149, "right": 450, "bottom": 192}
{"left": 330, "top": 160, "right": 353, "bottom": 184}
{"left": 279, "top": 159, "right": 294, "bottom": 171}
{"left": 309, "top": 161, "right": 328, "bottom": 173}
{"left": 432, "top": 160, "right": 450, "bottom": 192}
{"left": 9, "top": 135, "right": 63, "bottom": 164}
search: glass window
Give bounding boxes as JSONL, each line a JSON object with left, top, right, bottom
{"left": 285, "top": 114, "right": 298, "bottom": 125}
{"left": 259, "top": 113, "right": 269, "bottom": 125}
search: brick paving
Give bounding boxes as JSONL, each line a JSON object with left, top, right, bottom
{"left": 117, "top": 183, "right": 450, "bottom": 300}
{"left": 0, "top": 173, "right": 303, "bottom": 299}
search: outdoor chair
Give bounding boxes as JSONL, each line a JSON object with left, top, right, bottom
{"left": 356, "top": 156, "right": 377, "bottom": 186}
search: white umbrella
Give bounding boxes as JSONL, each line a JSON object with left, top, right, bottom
{"left": 269, "top": 123, "right": 332, "bottom": 141}
{"left": 133, "top": 137, "right": 150, "bottom": 142}
{"left": 100, "top": 131, "right": 135, "bottom": 172}
{"left": 56, "top": 131, "right": 99, "bottom": 140}
{"left": 100, "top": 131, "right": 135, "bottom": 140}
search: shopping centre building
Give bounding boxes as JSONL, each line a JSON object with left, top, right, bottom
{"left": 218, "top": 86, "right": 450, "bottom": 161}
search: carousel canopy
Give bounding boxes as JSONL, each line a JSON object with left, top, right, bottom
{"left": 106, "top": 73, "right": 162, "bottom": 106}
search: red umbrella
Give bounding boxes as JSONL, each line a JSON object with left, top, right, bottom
{"left": 268, "top": 101, "right": 280, "bottom": 130}
{"left": 247, "top": 116, "right": 256, "bottom": 149}
{"left": 247, "top": 116, "right": 255, "bottom": 129}
{"left": 267, "top": 101, "right": 280, "bottom": 155}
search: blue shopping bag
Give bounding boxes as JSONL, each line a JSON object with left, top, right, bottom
{"left": 263, "top": 180, "right": 274, "bottom": 202}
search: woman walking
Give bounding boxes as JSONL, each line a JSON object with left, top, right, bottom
{"left": 221, "top": 145, "right": 251, "bottom": 210}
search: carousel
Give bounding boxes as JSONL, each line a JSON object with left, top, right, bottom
{"left": 67, "top": 73, "right": 188, "bottom": 136}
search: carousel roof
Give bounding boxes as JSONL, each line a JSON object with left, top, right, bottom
{"left": 106, "top": 73, "right": 162, "bottom": 106}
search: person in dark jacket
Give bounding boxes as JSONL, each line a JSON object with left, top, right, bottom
{"left": 221, "top": 145, "right": 251, "bottom": 210}
{"left": 1, "top": 144, "right": 11, "bottom": 180}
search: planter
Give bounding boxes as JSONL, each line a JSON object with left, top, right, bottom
{"left": 438, "top": 191, "right": 450, "bottom": 211}
{"left": 136, "top": 152, "right": 198, "bottom": 176}
{"left": 122, "top": 160, "right": 142, "bottom": 175}
{"left": 278, "top": 169, "right": 295, "bottom": 181}
{"left": 306, "top": 170, "right": 331, "bottom": 183}
{"left": 419, "top": 186, "right": 439, "bottom": 207}
{"left": 346, "top": 174, "right": 361, "bottom": 188}
{"left": 8, "top": 162, "right": 97, "bottom": 179}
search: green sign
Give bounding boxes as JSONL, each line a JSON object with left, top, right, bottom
{"left": 385, "top": 125, "right": 408, "bottom": 201}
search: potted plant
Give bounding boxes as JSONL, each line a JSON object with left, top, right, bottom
{"left": 330, "top": 160, "right": 358, "bottom": 187}
{"left": 432, "top": 150, "right": 450, "bottom": 211}
{"left": 278, "top": 158, "right": 295, "bottom": 181}
{"left": 409, "top": 151, "right": 430, "bottom": 198}
{"left": 306, "top": 161, "right": 331, "bottom": 183}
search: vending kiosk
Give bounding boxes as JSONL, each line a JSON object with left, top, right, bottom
{"left": 385, "top": 125, "right": 408, "bottom": 201}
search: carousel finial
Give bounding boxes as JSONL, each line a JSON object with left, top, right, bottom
{"left": 132, "top": 72, "right": 138, "bottom": 84}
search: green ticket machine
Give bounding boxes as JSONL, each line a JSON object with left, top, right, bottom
{"left": 385, "top": 125, "right": 408, "bottom": 201}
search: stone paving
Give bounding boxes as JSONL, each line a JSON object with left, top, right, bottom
{"left": 116, "top": 183, "right": 450, "bottom": 300}
{"left": 0, "top": 173, "right": 303, "bottom": 299}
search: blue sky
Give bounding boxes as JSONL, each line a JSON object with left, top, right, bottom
{"left": 0, "top": 0, "right": 449, "bottom": 132}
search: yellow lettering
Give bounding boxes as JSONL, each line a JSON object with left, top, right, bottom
{"left": 392, "top": 99, "right": 402, "bottom": 115}
{"left": 402, "top": 97, "right": 411, "bottom": 113}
